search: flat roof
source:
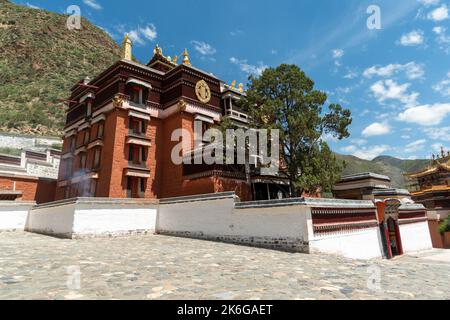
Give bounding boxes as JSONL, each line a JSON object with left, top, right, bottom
{"left": 339, "top": 172, "right": 391, "bottom": 183}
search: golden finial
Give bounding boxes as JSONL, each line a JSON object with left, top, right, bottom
{"left": 178, "top": 99, "right": 187, "bottom": 112}
{"left": 231, "top": 80, "right": 236, "bottom": 88}
{"left": 122, "top": 33, "right": 132, "bottom": 61}
{"left": 182, "top": 48, "right": 191, "bottom": 66}
{"left": 238, "top": 83, "right": 244, "bottom": 92}
{"left": 173, "top": 55, "right": 178, "bottom": 64}
{"left": 153, "top": 44, "right": 163, "bottom": 56}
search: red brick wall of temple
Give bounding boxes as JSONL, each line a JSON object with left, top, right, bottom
{"left": 0, "top": 175, "right": 56, "bottom": 204}
{"left": 428, "top": 220, "right": 445, "bottom": 248}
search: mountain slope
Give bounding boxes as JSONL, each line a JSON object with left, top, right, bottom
{"left": 0, "top": 0, "right": 121, "bottom": 135}
{"left": 336, "top": 153, "right": 430, "bottom": 188}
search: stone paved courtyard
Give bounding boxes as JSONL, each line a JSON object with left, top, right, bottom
{"left": 0, "top": 231, "right": 449, "bottom": 300}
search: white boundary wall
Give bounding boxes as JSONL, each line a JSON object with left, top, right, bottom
{"left": 25, "top": 198, "right": 158, "bottom": 238}
{"left": 399, "top": 222, "right": 433, "bottom": 254}
{"left": 157, "top": 193, "right": 311, "bottom": 252}
{"left": 309, "top": 228, "right": 384, "bottom": 260}
{"left": 0, "top": 201, "right": 36, "bottom": 231}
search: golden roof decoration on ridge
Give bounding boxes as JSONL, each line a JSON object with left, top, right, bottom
{"left": 182, "top": 48, "right": 191, "bottom": 66}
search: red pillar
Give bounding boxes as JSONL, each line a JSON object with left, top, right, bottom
{"left": 383, "top": 223, "right": 392, "bottom": 259}
{"left": 395, "top": 221, "right": 404, "bottom": 255}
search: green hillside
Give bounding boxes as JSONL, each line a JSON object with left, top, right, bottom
{"left": 0, "top": 0, "right": 121, "bottom": 135}
{"left": 336, "top": 153, "right": 430, "bottom": 188}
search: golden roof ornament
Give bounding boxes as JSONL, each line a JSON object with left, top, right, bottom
{"left": 231, "top": 80, "right": 236, "bottom": 88}
{"left": 182, "top": 48, "right": 191, "bottom": 66}
{"left": 173, "top": 55, "right": 178, "bottom": 64}
{"left": 238, "top": 83, "right": 244, "bottom": 92}
{"left": 153, "top": 44, "right": 163, "bottom": 56}
{"left": 122, "top": 33, "right": 133, "bottom": 61}
{"left": 178, "top": 99, "right": 187, "bottom": 112}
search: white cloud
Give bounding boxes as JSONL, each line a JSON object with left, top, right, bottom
{"left": 140, "top": 25, "right": 157, "bottom": 41}
{"left": 332, "top": 49, "right": 344, "bottom": 59}
{"left": 404, "top": 139, "right": 427, "bottom": 153}
{"left": 432, "top": 26, "right": 450, "bottom": 52}
{"left": 341, "top": 145, "right": 391, "bottom": 160}
{"left": 398, "top": 103, "right": 450, "bottom": 126}
{"left": 363, "top": 62, "right": 425, "bottom": 80}
{"left": 351, "top": 138, "right": 368, "bottom": 146}
{"left": 418, "top": 0, "right": 440, "bottom": 6}
{"left": 362, "top": 122, "right": 391, "bottom": 137}
{"left": 433, "top": 71, "right": 450, "bottom": 96}
{"left": 370, "top": 79, "right": 419, "bottom": 107}
{"left": 428, "top": 5, "right": 449, "bottom": 21}
{"left": 230, "top": 29, "right": 244, "bottom": 37}
{"left": 399, "top": 30, "right": 424, "bottom": 46}
{"left": 83, "top": 0, "right": 102, "bottom": 10}
{"left": 424, "top": 126, "right": 450, "bottom": 141}
{"left": 230, "top": 57, "right": 268, "bottom": 76}
{"left": 344, "top": 69, "right": 358, "bottom": 79}
{"left": 191, "top": 41, "right": 216, "bottom": 56}
{"left": 127, "top": 24, "right": 157, "bottom": 45}
{"left": 26, "top": 2, "right": 40, "bottom": 9}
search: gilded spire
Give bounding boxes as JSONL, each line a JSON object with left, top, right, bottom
{"left": 238, "top": 83, "right": 244, "bottom": 92}
{"left": 182, "top": 48, "right": 191, "bottom": 66}
{"left": 122, "top": 33, "right": 132, "bottom": 61}
{"left": 231, "top": 80, "right": 236, "bottom": 88}
{"left": 153, "top": 44, "right": 163, "bottom": 56}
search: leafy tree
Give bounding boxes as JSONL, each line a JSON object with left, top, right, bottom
{"left": 240, "top": 64, "right": 352, "bottom": 196}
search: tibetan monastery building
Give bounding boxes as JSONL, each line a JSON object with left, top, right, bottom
{"left": 405, "top": 147, "right": 450, "bottom": 248}
{"left": 56, "top": 36, "right": 289, "bottom": 202}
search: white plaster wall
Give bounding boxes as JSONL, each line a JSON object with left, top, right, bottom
{"left": 400, "top": 222, "right": 433, "bottom": 253}
{"left": 309, "top": 228, "right": 384, "bottom": 260}
{"left": 25, "top": 201, "right": 158, "bottom": 238}
{"left": 157, "top": 198, "right": 236, "bottom": 235}
{"left": 157, "top": 198, "right": 309, "bottom": 240}
{"left": 231, "top": 206, "right": 309, "bottom": 240}
{"left": 26, "top": 162, "right": 59, "bottom": 179}
{"left": 0, "top": 134, "right": 61, "bottom": 150}
{"left": 0, "top": 203, "right": 34, "bottom": 230}
{"left": 25, "top": 203, "right": 76, "bottom": 237}
{"left": 74, "top": 204, "right": 157, "bottom": 236}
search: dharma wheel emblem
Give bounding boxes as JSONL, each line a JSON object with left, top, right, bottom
{"left": 195, "top": 80, "right": 211, "bottom": 104}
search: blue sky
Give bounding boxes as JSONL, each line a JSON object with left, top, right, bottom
{"left": 14, "top": 0, "right": 450, "bottom": 160}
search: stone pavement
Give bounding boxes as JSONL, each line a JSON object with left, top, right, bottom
{"left": 0, "top": 232, "right": 449, "bottom": 300}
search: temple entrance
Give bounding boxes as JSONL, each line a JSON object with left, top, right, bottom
{"left": 387, "top": 217, "right": 401, "bottom": 257}
{"left": 253, "top": 183, "right": 290, "bottom": 201}
{"left": 375, "top": 199, "right": 404, "bottom": 259}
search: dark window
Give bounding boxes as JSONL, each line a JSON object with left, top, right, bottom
{"left": 97, "top": 123, "right": 104, "bottom": 139}
{"left": 93, "top": 149, "right": 101, "bottom": 168}
{"left": 129, "top": 145, "right": 134, "bottom": 162}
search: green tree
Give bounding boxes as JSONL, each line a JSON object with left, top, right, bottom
{"left": 241, "top": 64, "right": 352, "bottom": 196}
